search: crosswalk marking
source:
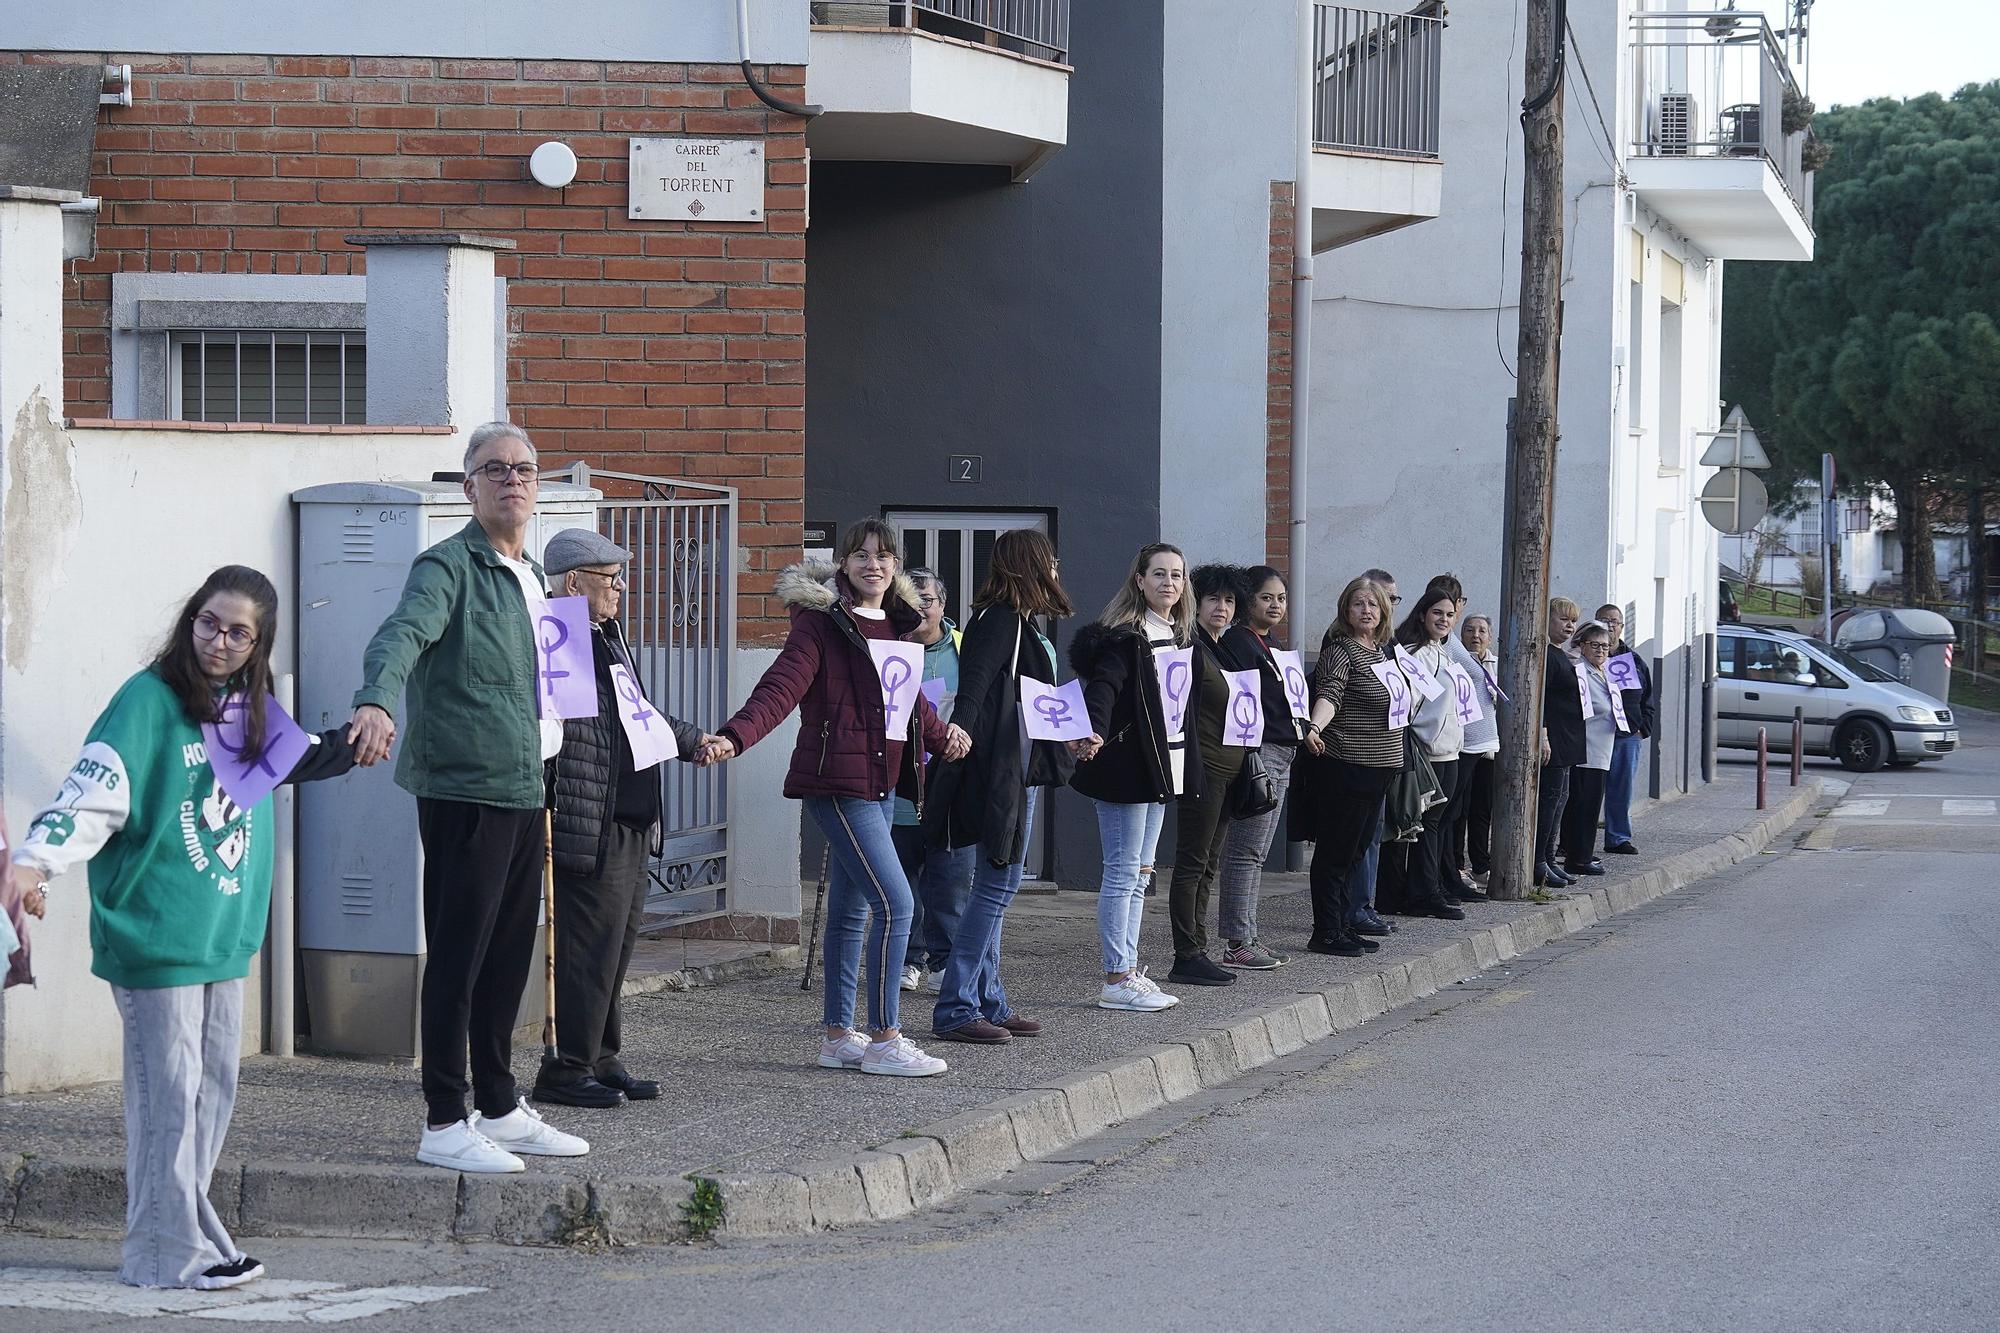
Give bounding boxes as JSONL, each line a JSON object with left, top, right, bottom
{"left": 1941, "top": 799, "right": 1997, "bottom": 818}
{"left": 0, "top": 1269, "right": 484, "bottom": 1322}
{"left": 1836, "top": 799, "right": 1890, "bottom": 818}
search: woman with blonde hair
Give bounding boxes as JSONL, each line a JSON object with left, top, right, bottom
{"left": 1297, "top": 576, "right": 1402, "bottom": 956}
{"left": 1069, "top": 543, "right": 1198, "bottom": 1011}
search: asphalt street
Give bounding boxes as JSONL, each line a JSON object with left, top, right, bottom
{"left": 5, "top": 712, "right": 1995, "bottom": 1331}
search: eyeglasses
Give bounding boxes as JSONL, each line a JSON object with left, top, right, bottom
{"left": 1578, "top": 639, "right": 1611, "bottom": 653}
{"left": 575, "top": 569, "right": 628, "bottom": 590}
{"left": 193, "top": 612, "right": 257, "bottom": 651}
{"left": 916, "top": 596, "right": 941, "bottom": 610}
{"left": 474, "top": 460, "right": 540, "bottom": 484}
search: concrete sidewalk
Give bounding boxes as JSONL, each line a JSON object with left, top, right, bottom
{"left": 0, "top": 772, "right": 1821, "bottom": 1247}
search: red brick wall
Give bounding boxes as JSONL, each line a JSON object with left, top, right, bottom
{"left": 5, "top": 51, "right": 806, "bottom": 642}
{"left": 1266, "top": 180, "right": 1296, "bottom": 601}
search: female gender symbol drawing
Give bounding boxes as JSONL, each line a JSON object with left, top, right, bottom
{"left": 880, "top": 654, "right": 914, "bottom": 727}
{"left": 1231, "top": 684, "right": 1261, "bottom": 745}
{"left": 616, "top": 669, "right": 654, "bottom": 730}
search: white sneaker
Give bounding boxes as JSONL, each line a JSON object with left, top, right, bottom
{"left": 1098, "top": 967, "right": 1180, "bottom": 1012}
{"left": 417, "top": 1119, "right": 525, "bottom": 1174}
{"left": 920, "top": 968, "right": 947, "bottom": 994}
{"left": 473, "top": 1099, "right": 590, "bottom": 1158}
{"left": 899, "top": 964, "right": 922, "bottom": 992}
{"left": 818, "top": 1029, "right": 871, "bottom": 1069}
{"left": 859, "top": 1035, "right": 948, "bottom": 1077}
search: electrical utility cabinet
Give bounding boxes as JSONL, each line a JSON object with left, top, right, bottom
{"left": 292, "top": 480, "right": 602, "bottom": 1059}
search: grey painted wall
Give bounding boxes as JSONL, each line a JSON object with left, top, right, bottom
{"left": 14, "top": 0, "right": 806, "bottom": 64}
{"left": 803, "top": 0, "right": 1166, "bottom": 890}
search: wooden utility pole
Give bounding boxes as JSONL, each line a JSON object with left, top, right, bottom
{"left": 1490, "top": 0, "right": 1566, "bottom": 901}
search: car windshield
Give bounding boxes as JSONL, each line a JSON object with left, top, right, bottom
{"left": 1804, "top": 639, "right": 1897, "bottom": 684}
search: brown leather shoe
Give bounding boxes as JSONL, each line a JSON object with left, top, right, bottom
{"left": 933, "top": 1018, "right": 1012, "bottom": 1044}
{"left": 997, "top": 1015, "right": 1043, "bottom": 1036}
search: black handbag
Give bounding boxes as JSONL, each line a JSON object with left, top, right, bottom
{"left": 1228, "top": 746, "right": 1280, "bottom": 819}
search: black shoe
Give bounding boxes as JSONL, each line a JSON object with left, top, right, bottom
{"left": 1604, "top": 842, "right": 1639, "bottom": 855}
{"left": 1421, "top": 899, "right": 1467, "bottom": 921}
{"left": 1307, "top": 936, "right": 1366, "bottom": 957}
{"left": 1353, "top": 916, "right": 1393, "bottom": 937}
{"left": 1457, "top": 883, "right": 1492, "bottom": 903}
{"left": 1564, "top": 860, "right": 1606, "bottom": 877}
{"left": 1534, "top": 863, "right": 1566, "bottom": 888}
{"left": 531, "top": 1077, "right": 625, "bottom": 1109}
{"left": 599, "top": 1069, "right": 660, "bottom": 1101}
{"left": 1348, "top": 931, "right": 1380, "bottom": 952}
{"left": 196, "top": 1255, "right": 265, "bottom": 1290}
{"left": 1167, "top": 953, "right": 1238, "bottom": 986}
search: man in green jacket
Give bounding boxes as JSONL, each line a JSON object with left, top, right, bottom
{"left": 348, "top": 421, "right": 591, "bottom": 1175}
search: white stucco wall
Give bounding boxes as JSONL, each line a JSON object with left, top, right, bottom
{"left": 1157, "top": 0, "right": 1297, "bottom": 567}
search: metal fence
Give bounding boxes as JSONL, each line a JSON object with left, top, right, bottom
{"left": 811, "top": 0, "right": 1068, "bottom": 64}
{"left": 1628, "top": 8, "right": 1815, "bottom": 216}
{"left": 552, "top": 464, "right": 737, "bottom": 919}
{"left": 1311, "top": 4, "right": 1444, "bottom": 159}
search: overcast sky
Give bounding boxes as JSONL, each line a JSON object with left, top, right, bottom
{"left": 1796, "top": 0, "right": 2000, "bottom": 107}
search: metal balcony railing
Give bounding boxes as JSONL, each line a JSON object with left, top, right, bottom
{"left": 1628, "top": 7, "right": 1816, "bottom": 217}
{"left": 1312, "top": 4, "right": 1444, "bottom": 159}
{"left": 811, "top": 1, "right": 1070, "bottom": 65}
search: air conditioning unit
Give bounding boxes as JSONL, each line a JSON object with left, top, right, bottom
{"left": 1655, "top": 93, "right": 1699, "bottom": 155}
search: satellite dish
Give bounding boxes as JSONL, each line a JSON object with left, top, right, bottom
{"left": 1699, "top": 467, "right": 1770, "bottom": 534}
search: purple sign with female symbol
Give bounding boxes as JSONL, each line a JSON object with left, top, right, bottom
{"left": 1393, "top": 644, "right": 1446, "bottom": 702}
{"left": 1272, "top": 648, "right": 1311, "bottom": 720}
{"left": 536, "top": 595, "right": 598, "bottom": 721}
{"left": 1153, "top": 646, "right": 1194, "bottom": 735}
{"left": 1369, "top": 658, "right": 1412, "bottom": 729}
{"left": 1020, "top": 677, "right": 1092, "bottom": 742}
{"left": 607, "top": 663, "right": 679, "bottom": 770}
{"left": 1605, "top": 651, "right": 1642, "bottom": 694}
{"left": 202, "top": 693, "right": 312, "bottom": 809}
{"left": 1607, "top": 682, "right": 1632, "bottom": 732}
{"left": 1575, "top": 661, "right": 1597, "bottom": 719}
{"left": 1443, "top": 662, "right": 1483, "bottom": 725}
{"left": 1221, "top": 669, "right": 1265, "bottom": 746}
{"left": 868, "top": 641, "right": 923, "bottom": 733}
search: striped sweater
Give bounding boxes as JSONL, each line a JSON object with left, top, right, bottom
{"left": 1312, "top": 634, "right": 1405, "bottom": 769}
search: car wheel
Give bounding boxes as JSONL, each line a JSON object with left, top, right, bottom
{"left": 1835, "top": 718, "right": 1890, "bottom": 772}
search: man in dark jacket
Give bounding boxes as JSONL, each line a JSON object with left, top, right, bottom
{"left": 1596, "top": 604, "right": 1656, "bottom": 855}
{"left": 533, "top": 529, "right": 711, "bottom": 1109}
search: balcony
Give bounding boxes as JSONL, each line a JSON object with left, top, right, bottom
{"left": 1625, "top": 8, "right": 1815, "bottom": 262}
{"left": 807, "top": 1, "right": 1070, "bottom": 181}
{"left": 1309, "top": 4, "right": 1446, "bottom": 253}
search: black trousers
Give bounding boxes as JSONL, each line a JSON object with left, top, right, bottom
{"left": 1458, "top": 754, "right": 1496, "bottom": 874}
{"left": 417, "top": 797, "right": 545, "bottom": 1126}
{"left": 1409, "top": 758, "right": 1459, "bottom": 907}
{"left": 1562, "top": 766, "right": 1608, "bottom": 867}
{"left": 1307, "top": 759, "right": 1393, "bottom": 942}
{"left": 1169, "top": 758, "right": 1242, "bottom": 959}
{"left": 539, "top": 821, "right": 650, "bottom": 1088}
{"left": 1534, "top": 764, "right": 1571, "bottom": 870}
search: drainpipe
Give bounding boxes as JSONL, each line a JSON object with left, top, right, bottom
{"left": 737, "top": 0, "right": 822, "bottom": 117}
{"left": 1286, "top": 0, "right": 1315, "bottom": 875}
{"left": 1291, "top": 0, "right": 1314, "bottom": 635}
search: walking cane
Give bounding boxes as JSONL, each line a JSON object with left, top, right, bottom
{"left": 799, "top": 846, "right": 830, "bottom": 992}
{"left": 541, "top": 807, "right": 559, "bottom": 1065}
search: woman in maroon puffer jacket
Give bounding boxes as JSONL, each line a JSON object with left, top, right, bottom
{"left": 700, "top": 520, "right": 970, "bottom": 1078}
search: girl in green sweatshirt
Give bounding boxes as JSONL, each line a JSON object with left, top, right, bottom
{"left": 5, "top": 566, "right": 361, "bottom": 1291}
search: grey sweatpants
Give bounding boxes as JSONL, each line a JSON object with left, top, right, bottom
{"left": 1217, "top": 742, "right": 1297, "bottom": 943}
{"left": 111, "top": 978, "right": 244, "bottom": 1288}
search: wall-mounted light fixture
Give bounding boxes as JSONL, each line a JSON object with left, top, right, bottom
{"left": 528, "top": 142, "right": 578, "bottom": 189}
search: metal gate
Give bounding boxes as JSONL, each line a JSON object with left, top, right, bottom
{"left": 554, "top": 464, "right": 737, "bottom": 918}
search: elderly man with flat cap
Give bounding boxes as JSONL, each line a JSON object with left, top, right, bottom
{"left": 533, "top": 528, "right": 717, "bottom": 1109}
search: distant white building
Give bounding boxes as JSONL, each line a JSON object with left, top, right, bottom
{"left": 1306, "top": 0, "right": 1816, "bottom": 796}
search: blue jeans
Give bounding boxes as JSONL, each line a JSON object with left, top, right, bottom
{"left": 891, "top": 828, "right": 976, "bottom": 970}
{"left": 1349, "top": 812, "right": 1384, "bottom": 925}
{"left": 934, "top": 790, "right": 1037, "bottom": 1032}
{"left": 1094, "top": 799, "right": 1168, "bottom": 975}
{"left": 1604, "top": 733, "right": 1644, "bottom": 846}
{"left": 803, "top": 796, "right": 912, "bottom": 1034}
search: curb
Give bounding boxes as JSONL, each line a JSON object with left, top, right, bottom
{"left": 0, "top": 782, "right": 1819, "bottom": 1248}
{"left": 621, "top": 943, "right": 804, "bottom": 999}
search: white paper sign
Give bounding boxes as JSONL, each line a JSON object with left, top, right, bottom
{"left": 1444, "top": 662, "right": 1484, "bottom": 726}
{"left": 1369, "top": 658, "right": 1412, "bottom": 729}
{"left": 627, "top": 137, "right": 766, "bottom": 222}
{"left": 869, "top": 641, "right": 924, "bottom": 736}
{"left": 608, "top": 663, "right": 680, "bottom": 771}
{"left": 1394, "top": 644, "right": 1446, "bottom": 702}
{"left": 1575, "top": 661, "right": 1597, "bottom": 719}
{"left": 1605, "top": 651, "right": 1643, "bottom": 695}
{"left": 1221, "top": 669, "right": 1265, "bottom": 747}
{"left": 1153, "top": 646, "right": 1194, "bottom": 736}
{"left": 1607, "top": 682, "right": 1632, "bottom": 732}
{"left": 1272, "top": 648, "right": 1311, "bottom": 720}
{"left": 1020, "top": 677, "right": 1092, "bottom": 742}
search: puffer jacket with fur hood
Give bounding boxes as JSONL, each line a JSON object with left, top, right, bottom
{"left": 717, "top": 561, "right": 952, "bottom": 803}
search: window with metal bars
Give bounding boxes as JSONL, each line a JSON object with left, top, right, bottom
{"left": 172, "top": 331, "right": 367, "bottom": 425}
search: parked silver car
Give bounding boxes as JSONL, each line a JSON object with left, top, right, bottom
{"left": 1716, "top": 625, "right": 1957, "bottom": 771}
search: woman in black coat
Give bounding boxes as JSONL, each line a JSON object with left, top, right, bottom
{"left": 923, "top": 530, "right": 1076, "bottom": 1043}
